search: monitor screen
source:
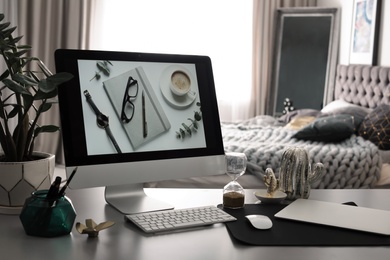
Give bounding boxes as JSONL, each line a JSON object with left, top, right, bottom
{"left": 55, "top": 49, "right": 225, "bottom": 214}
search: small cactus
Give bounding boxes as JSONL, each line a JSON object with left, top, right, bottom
{"left": 265, "top": 147, "right": 324, "bottom": 200}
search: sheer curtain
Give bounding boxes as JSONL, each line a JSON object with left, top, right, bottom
{"left": 0, "top": 0, "right": 94, "bottom": 162}
{"left": 90, "top": 0, "right": 253, "bottom": 122}
{"left": 90, "top": 0, "right": 317, "bottom": 122}
{"left": 250, "top": 0, "right": 317, "bottom": 116}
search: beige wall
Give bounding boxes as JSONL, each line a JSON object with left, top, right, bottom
{"left": 318, "top": 0, "right": 389, "bottom": 66}
{"left": 378, "top": 0, "right": 390, "bottom": 66}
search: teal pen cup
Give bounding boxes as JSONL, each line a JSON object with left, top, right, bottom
{"left": 19, "top": 190, "right": 76, "bottom": 237}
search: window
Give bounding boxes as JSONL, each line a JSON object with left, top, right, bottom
{"left": 91, "top": 0, "right": 252, "bottom": 121}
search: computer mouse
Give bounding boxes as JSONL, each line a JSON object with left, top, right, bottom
{"left": 245, "top": 214, "right": 273, "bottom": 230}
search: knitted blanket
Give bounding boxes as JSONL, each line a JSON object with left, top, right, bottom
{"left": 221, "top": 116, "right": 381, "bottom": 189}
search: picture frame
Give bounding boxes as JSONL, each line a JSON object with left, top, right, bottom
{"left": 349, "top": 0, "right": 382, "bottom": 65}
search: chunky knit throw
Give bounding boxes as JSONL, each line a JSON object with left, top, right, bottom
{"left": 222, "top": 116, "right": 381, "bottom": 189}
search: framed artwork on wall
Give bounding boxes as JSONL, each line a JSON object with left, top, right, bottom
{"left": 349, "top": 0, "right": 382, "bottom": 65}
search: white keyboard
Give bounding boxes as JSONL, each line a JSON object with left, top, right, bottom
{"left": 125, "top": 206, "right": 236, "bottom": 233}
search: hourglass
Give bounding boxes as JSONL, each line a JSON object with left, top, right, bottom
{"left": 223, "top": 152, "right": 247, "bottom": 209}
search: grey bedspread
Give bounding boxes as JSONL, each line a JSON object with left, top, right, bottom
{"left": 222, "top": 116, "right": 382, "bottom": 189}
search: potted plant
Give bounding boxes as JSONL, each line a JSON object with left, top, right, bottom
{"left": 0, "top": 13, "right": 73, "bottom": 214}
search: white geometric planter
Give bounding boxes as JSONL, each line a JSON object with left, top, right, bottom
{"left": 0, "top": 152, "right": 55, "bottom": 214}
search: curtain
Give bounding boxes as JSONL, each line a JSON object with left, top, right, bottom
{"left": 14, "top": 0, "right": 94, "bottom": 163}
{"left": 89, "top": 0, "right": 253, "bottom": 123}
{"left": 250, "top": 0, "right": 317, "bottom": 116}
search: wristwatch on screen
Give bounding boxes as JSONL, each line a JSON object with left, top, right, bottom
{"left": 83, "top": 90, "right": 122, "bottom": 154}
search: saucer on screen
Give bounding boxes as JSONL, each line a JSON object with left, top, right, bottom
{"left": 160, "top": 65, "right": 197, "bottom": 109}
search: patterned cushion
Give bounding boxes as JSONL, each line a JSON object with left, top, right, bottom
{"left": 292, "top": 114, "right": 355, "bottom": 143}
{"left": 358, "top": 104, "right": 390, "bottom": 150}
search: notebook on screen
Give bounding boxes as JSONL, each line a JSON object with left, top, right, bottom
{"left": 274, "top": 199, "right": 390, "bottom": 235}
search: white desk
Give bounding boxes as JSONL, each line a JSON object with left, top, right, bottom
{"left": 1, "top": 188, "right": 390, "bottom": 260}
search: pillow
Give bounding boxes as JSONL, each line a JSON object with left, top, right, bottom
{"left": 292, "top": 114, "right": 355, "bottom": 143}
{"left": 278, "top": 109, "right": 321, "bottom": 124}
{"left": 321, "top": 99, "right": 372, "bottom": 114}
{"left": 321, "top": 99, "right": 372, "bottom": 129}
{"left": 284, "top": 116, "right": 316, "bottom": 130}
{"left": 358, "top": 104, "right": 390, "bottom": 150}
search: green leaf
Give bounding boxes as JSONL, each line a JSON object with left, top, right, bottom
{"left": 182, "top": 123, "right": 192, "bottom": 135}
{"left": 179, "top": 128, "right": 185, "bottom": 138}
{"left": 1, "top": 26, "right": 17, "bottom": 37}
{"left": 37, "top": 78, "right": 52, "bottom": 93}
{"left": 40, "top": 102, "right": 52, "bottom": 113}
{"left": 33, "top": 125, "right": 60, "bottom": 136}
{"left": 97, "top": 61, "right": 110, "bottom": 76}
{"left": 34, "top": 88, "right": 57, "bottom": 100}
{"left": 0, "top": 43, "right": 11, "bottom": 52}
{"left": 38, "top": 72, "right": 73, "bottom": 93}
{"left": 12, "top": 73, "right": 38, "bottom": 86}
{"left": 48, "top": 72, "right": 73, "bottom": 84}
{"left": 22, "top": 94, "right": 34, "bottom": 110}
{"left": 0, "top": 14, "right": 5, "bottom": 22}
{"left": 5, "top": 49, "right": 29, "bottom": 58}
{"left": 194, "top": 112, "right": 202, "bottom": 121}
{"left": 91, "top": 72, "right": 101, "bottom": 81}
{"left": 6, "top": 105, "right": 21, "bottom": 119}
{"left": 174, "top": 102, "right": 202, "bottom": 139}
{"left": 0, "top": 70, "right": 10, "bottom": 81}
{"left": 2, "top": 79, "right": 31, "bottom": 95}
{"left": 15, "top": 44, "right": 31, "bottom": 49}
{"left": 0, "top": 22, "right": 10, "bottom": 31}
{"left": 10, "top": 36, "right": 24, "bottom": 45}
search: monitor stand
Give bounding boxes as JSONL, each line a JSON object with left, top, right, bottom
{"left": 105, "top": 183, "right": 174, "bottom": 214}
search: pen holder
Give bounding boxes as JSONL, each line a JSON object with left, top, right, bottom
{"left": 19, "top": 190, "right": 77, "bottom": 237}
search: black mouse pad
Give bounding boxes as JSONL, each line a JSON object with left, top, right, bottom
{"left": 218, "top": 203, "right": 390, "bottom": 246}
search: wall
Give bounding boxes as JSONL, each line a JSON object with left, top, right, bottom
{"left": 317, "top": 0, "right": 390, "bottom": 66}
{"left": 379, "top": 0, "right": 390, "bottom": 65}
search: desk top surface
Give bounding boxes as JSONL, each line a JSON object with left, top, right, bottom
{"left": 1, "top": 188, "right": 390, "bottom": 260}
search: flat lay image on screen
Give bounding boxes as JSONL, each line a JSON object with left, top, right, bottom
{"left": 55, "top": 49, "right": 226, "bottom": 214}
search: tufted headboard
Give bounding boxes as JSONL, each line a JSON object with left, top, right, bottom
{"left": 334, "top": 64, "right": 390, "bottom": 109}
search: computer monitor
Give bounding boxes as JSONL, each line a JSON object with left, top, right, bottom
{"left": 55, "top": 49, "right": 225, "bottom": 214}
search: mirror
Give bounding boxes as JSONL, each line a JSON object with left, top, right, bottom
{"left": 266, "top": 8, "right": 340, "bottom": 116}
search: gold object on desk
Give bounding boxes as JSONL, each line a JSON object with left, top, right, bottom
{"left": 76, "top": 219, "right": 115, "bottom": 237}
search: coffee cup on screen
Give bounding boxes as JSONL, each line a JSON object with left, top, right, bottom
{"left": 170, "top": 70, "right": 191, "bottom": 96}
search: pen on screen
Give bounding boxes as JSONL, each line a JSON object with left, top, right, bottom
{"left": 58, "top": 167, "right": 78, "bottom": 197}
{"left": 142, "top": 90, "right": 148, "bottom": 138}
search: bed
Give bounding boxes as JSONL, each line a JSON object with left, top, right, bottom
{"left": 146, "top": 64, "right": 390, "bottom": 189}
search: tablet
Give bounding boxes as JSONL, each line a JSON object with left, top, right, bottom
{"left": 275, "top": 199, "right": 390, "bottom": 235}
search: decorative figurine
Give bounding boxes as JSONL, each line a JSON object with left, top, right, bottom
{"left": 254, "top": 168, "right": 286, "bottom": 204}
{"left": 263, "top": 168, "right": 279, "bottom": 196}
{"left": 266, "top": 147, "right": 324, "bottom": 200}
{"left": 76, "top": 219, "right": 115, "bottom": 237}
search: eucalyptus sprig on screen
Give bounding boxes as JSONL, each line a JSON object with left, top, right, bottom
{"left": 90, "top": 60, "right": 113, "bottom": 81}
{"left": 0, "top": 13, "right": 73, "bottom": 162}
{"left": 176, "top": 102, "right": 202, "bottom": 139}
